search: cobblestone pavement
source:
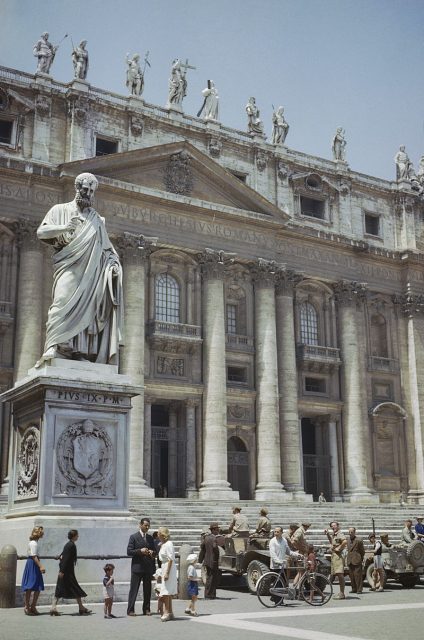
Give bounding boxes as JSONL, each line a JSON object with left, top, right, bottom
{"left": 1, "top": 582, "right": 423, "bottom": 640}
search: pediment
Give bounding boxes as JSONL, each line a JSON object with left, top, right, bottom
{"left": 59, "top": 141, "right": 286, "bottom": 220}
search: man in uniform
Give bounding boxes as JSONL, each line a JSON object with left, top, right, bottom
{"left": 346, "top": 526, "right": 365, "bottom": 594}
{"left": 325, "top": 521, "right": 347, "bottom": 599}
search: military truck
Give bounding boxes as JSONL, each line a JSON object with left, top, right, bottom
{"left": 363, "top": 541, "right": 424, "bottom": 588}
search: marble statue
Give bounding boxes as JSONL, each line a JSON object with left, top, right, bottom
{"left": 126, "top": 53, "right": 144, "bottom": 96}
{"left": 394, "top": 145, "right": 414, "bottom": 181}
{"left": 418, "top": 156, "right": 424, "bottom": 187}
{"left": 166, "top": 58, "right": 195, "bottom": 108}
{"left": 332, "top": 127, "right": 346, "bottom": 161}
{"left": 35, "top": 172, "right": 123, "bottom": 367}
{"left": 197, "top": 80, "right": 219, "bottom": 121}
{"left": 33, "top": 32, "right": 58, "bottom": 74}
{"left": 72, "top": 40, "right": 89, "bottom": 80}
{"left": 271, "top": 106, "right": 289, "bottom": 145}
{"left": 246, "top": 97, "right": 264, "bottom": 136}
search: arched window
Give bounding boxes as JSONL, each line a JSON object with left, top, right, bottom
{"left": 370, "top": 313, "right": 388, "bottom": 357}
{"left": 155, "top": 273, "right": 180, "bottom": 322}
{"left": 300, "top": 301, "right": 319, "bottom": 345}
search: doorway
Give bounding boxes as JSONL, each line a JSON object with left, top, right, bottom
{"left": 227, "top": 436, "right": 250, "bottom": 499}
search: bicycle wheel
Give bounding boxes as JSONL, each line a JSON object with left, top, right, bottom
{"left": 299, "top": 572, "right": 333, "bottom": 606}
{"left": 256, "top": 572, "right": 285, "bottom": 608}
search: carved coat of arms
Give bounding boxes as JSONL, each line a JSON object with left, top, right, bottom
{"left": 17, "top": 425, "right": 40, "bottom": 499}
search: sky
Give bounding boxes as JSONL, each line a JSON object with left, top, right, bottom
{"left": 0, "top": 0, "right": 423, "bottom": 180}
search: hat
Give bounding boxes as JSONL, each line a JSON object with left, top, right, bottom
{"left": 210, "top": 522, "right": 219, "bottom": 530}
{"left": 380, "top": 532, "right": 389, "bottom": 538}
{"left": 302, "top": 521, "right": 312, "bottom": 527}
{"left": 289, "top": 522, "right": 299, "bottom": 529}
{"left": 416, "top": 516, "right": 424, "bottom": 520}
{"left": 187, "top": 553, "right": 198, "bottom": 564}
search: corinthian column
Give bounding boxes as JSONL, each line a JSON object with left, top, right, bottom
{"left": 251, "top": 259, "right": 285, "bottom": 500}
{"left": 198, "top": 248, "right": 237, "bottom": 499}
{"left": 116, "top": 233, "right": 155, "bottom": 498}
{"left": 334, "top": 280, "right": 377, "bottom": 502}
{"left": 275, "top": 270, "right": 306, "bottom": 498}
{"left": 14, "top": 220, "right": 44, "bottom": 379}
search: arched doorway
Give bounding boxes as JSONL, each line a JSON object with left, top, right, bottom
{"left": 227, "top": 436, "right": 250, "bottom": 499}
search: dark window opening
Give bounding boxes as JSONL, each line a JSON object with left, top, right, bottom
{"left": 365, "top": 214, "right": 380, "bottom": 236}
{"left": 95, "top": 137, "right": 118, "bottom": 156}
{"left": 300, "top": 196, "right": 325, "bottom": 219}
{"left": 229, "top": 170, "right": 247, "bottom": 183}
{"left": 305, "top": 377, "right": 326, "bottom": 393}
{"left": 227, "top": 366, "right": 247, "bottom": 383}
{"left": 0, "top": 120, "right": 13, "bottom": 145}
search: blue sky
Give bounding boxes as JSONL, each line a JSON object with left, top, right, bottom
{"left": 1, "top": 0, "right": 423, "bottom": 180}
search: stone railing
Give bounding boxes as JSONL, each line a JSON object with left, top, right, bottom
{"left": 148, "top": 320, "right": 201, "bottom": 339}
{"left": 296, "top": 344, "right": 341, "bottom": 373}
{"left": 226, "top": 334, "right": 255, "bottom": 352}
{"left": 367, "top": 356, "right": 399, "bottom": 373}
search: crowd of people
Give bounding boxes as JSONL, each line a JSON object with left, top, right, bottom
{"left": 20, "top": 510, "right": 424, "bottom": 618}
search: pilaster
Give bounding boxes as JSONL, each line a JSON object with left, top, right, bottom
{"left": 185, "top": 399, "right": 198, "bottom": 498}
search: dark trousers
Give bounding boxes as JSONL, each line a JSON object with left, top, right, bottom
{"left": 348, "top": 563, "right": 363, "bottom": 593}
{"left": 205, "top": 564, "right": 220, "bottom": 599}
{"left": 127, "top": 572, "right": 152, "bottom": 614}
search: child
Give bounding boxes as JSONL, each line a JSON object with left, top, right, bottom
{"left": 185, "top": 553, "right": 199, "bottom": 616}
{"left": 102, "top": 563, "right": 116, "bottom": 618}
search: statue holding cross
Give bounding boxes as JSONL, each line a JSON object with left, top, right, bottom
{"left": 166, "top": 57, "right": 196, "bottom": 109}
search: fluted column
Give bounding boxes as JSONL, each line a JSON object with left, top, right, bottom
{"left": 334, "top": 281, "right": 377, "bottom": 502}
{"left": 198, "top": 248, "right": 237, "bottom": 499}
{"left": 186, "top": 399, "right": 198, "bottom": 497}
{"left": 116, "top": 233, "right": 156, "bottom": 498}
{"left": 251, "top": 259, "right": 284, "bottom": 500}
{"left": 276, "top": 270, "right": 305, "bottom": 498}
{"left": 328, "top": 416, "right": 341, "bottom": 499}
{"left": 14, "top": 220, "right": 44, "bottom": 379}
{"left": 143, "top": 397, "right": 153, "bottom": 485}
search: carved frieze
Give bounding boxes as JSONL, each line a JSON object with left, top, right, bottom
{"left": 164, "top": 150, "right": 193, "bottom": 196}
{"left": 0, "top": 86, "right": 10, "bottom": 111}
{"left": 208, "top": 135, "right": 222, "bottom": 157}
{"left": 130, "top": 115, "right": 144, "bottom": 137}
{"left": 392, "top": 293, "right": 424, "bottom": 316}
{"left": 227, "top": 404, "right": 252, "bottom": 423}
{"left": 276, "top": 160, "right": 289, "bottom": 181}
{"left": 333, "top": 280, "right": 367, "bottom": 306}
{"left": 35, "top": 95, "right": 51, "bottom": 118}
{"left": 16, "top": 425, "right": 40, "bottom": 500}
{"left": 198, "top": 247, "right": 236, "bottom": 280}
{"left": 55, "top": 419, "right": 114, "bottom": 497}
{"left": 255, "top": 149, "right": 268, "bottom": 172}
{"left": 68, "top": 95, "right": 89, "bottom": 122}
{"left": 157, "top": 356, "right": 184, "bottom": 376}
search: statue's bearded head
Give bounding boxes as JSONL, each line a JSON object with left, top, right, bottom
{"left": 75, "top": 172, "right": 98, "bottom": 209}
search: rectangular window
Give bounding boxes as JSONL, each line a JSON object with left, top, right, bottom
{"left": 227, "top": 366, "right": 247, "bottom": 383}
{"left": 304, "top": 377, "right": 326, "bottom": 393}
{"left": 300, "top": 196, "right": 325, "bottom": 219}
{"left": 365, "top": 213, "right": 380, "bottom": 236}
{"left": 227, "top": 304, "right": 237, "bottom": 334}
{"left": 95, "top": 137, "right": 118, "bottom": 156}
{"left": 229, "top": 170, "right": 247, "bottom": 183}
{"left": 0, "top": 119, "right": 13, "bottom": 145}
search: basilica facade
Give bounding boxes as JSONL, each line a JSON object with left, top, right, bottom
{"left": 1, "top": 63, "right": 424, "bottom": 505}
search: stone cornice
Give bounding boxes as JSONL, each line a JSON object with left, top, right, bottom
{"left": 333, "top": 280, "right": 367, "bottom": 306}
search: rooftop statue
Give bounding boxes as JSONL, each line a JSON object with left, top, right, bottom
{"left": 33, "top": 32, "right": 59, "bottom": 74}
{"left": 271, "top": 106, "right": 289, "bottom": 145}
{"left": 394, "top": 145, "right": 415, "bottom": 181}
{"left": 418, "top": 156, "right": 424, "bottom": 187}
{"left": 35, "top": 172, "right": 123, "bottom": 368}
{"left": 246, "top": 97, "right": 264, "bottom": 136}
{"left": 166, "top": 58, "right": 195, "bottom": 109}
{"left": 126, "top": 52, "right": 150, "bottom": 96}
{"left": 197, "top": 80, "right": 219, "bottom": 121}
{"left": 72, "top": 40, "right": 89, "bottom": 80}
{"left": 332, "top": 127, "right": 346, "bottom": 161}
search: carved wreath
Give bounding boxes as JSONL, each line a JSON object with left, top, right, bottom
{"left": 17, "top": 425, "right": 40, "bottom": 497}
{"left": 56, "top": 419, "right": 113, "bottom": 493}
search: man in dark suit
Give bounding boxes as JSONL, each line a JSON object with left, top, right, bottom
{"left": 127, "top": 517, "right": 156, "bottom": 616}
{"left": 347, "top": 526, "right": 365, "bottom": 594}
{"left": 198, "top": 522, "right": 221, "bottom": 599}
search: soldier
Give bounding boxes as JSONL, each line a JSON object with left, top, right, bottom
{"left": 325, "top": 521, "right": 347, "bottom": 599}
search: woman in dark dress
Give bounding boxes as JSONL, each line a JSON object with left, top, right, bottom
{"left": 50, "top": 529, "right": 91, "bottom": 615}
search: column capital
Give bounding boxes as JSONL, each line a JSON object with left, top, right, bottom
{"left": 144, "top": 395, "right": 155, "bottom": 405}
{"left": 392, "top": 292, "right": 424, "bottom": 317}
{"left": 114, "top": 232, "right": 157, "bottom": 265}
{"left": 198, "top": 248, "right": 236, "bottom": 280}
{"left": 275, "top": 269, "right": 303, "bottom": 296}
{"left": 13, "top": 219, "right": 40, "bottom": 250}
{"left": 333, "top": 280, "right": 367, "bottom": 306}
{"left": 250, "top": 258, "right": 283, "bottom": 289}
{"left": 185, "top": 398, "right": 199, "bottom": 408}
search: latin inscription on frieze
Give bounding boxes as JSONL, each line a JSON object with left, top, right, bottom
{"left": 48, "top": 389, "right": 125, "bottom": 406}
{"left": 0, "top": 182, "right": 60, "bottom": 206}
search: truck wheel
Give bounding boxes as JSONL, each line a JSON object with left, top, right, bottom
{"left": 246, "top": 560, "right": 269, "bottom": 594}
{"left": 406, "top": 541, "right": 424, "bottom": 569}
{"left": 398, "top": 574, "right": 419, "bottom": 588}
{"left": 366, "top": 563, "right": 386, "bottom": 589}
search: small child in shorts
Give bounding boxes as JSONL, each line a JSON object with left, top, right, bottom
{"left": 185, "top": 553, "right": 199, "bottom": 616}
{"left": 102, "top": 563, "right": 116, "bottom": 618}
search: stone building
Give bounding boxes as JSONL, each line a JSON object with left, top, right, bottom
{"left": 0, "top": 64, "right": 424, "bottom": 505}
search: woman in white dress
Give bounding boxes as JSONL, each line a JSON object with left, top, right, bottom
{"left": 158, "top": 527, "right": 177, "bottom": 621}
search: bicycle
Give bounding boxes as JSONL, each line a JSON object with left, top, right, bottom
{"left": 256, "top": 560, "right": 333, "bottom": 607}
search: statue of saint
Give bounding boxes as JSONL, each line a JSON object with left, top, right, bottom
{"left": 125, "top": 53, "right": 144, "bottom": 96}
{"left": 246, "top": 97, "right": 264, "bottom": 135}
{"left": 72, "top": 40, "right": 89, "bottom": 80}
{"left": 271, "top": 106, "right": 289, "bottom": 145}
{"left": 418, "top": 156, "right": 424, "bottom": 187}
{"left": 197, "top": 80, "right": 219, "bottom": 121}
{"left": 36, "top": 173, "right": 123, "bottom": 367}
{"left": 332, "top": 127, "right": 346, "bottom": 161}
{"left": 167, "top": 59, "right": 187, "bottom": 107}
{"left": 394, "top": 145, "right": 414, "bottom": 181}
{"left": 33, "top": 32, "right": 58, "bottom": 74}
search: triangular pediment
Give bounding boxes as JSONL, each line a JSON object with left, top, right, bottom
{"left": 59, "top": 141, "right": 287, "bottom": 220}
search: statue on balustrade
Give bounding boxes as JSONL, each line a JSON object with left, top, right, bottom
{"left": 33, "top": 32, "right": 58, "bottom": 74}
{"left": 72, "top": 40, "right": 89, "bottom": 80}
{"left": 271, "top": 106, "right": 289, "bottom": 145}
{"left": 332, "top": 127, "right": 346, "bottom": 161}
{"left": 35, "top": 172, "right": 123, "bottom": 368}
{"left": 126, "top": 53, "right": 145, "bottom": 96}
{"left": 394, "top": 145, "right": 415, "bottom": 181}
{"left": 197, "top": 80, "right": 219, "bottom": 121}
{"left": 246, "top": 97, "right": 264, "bottom": 136}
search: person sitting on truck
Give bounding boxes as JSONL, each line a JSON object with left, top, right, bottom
{"left": 414, "top": 516, "right": 424, "bottom": 542}
{"left": 228, "top": 507, "right": 250, "bottom": 538}
{"left": 401, "top": 519, "right": 416, "bottom": 544}
{"left": 251, "top": 508, "right": 272, "bottom": 538}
